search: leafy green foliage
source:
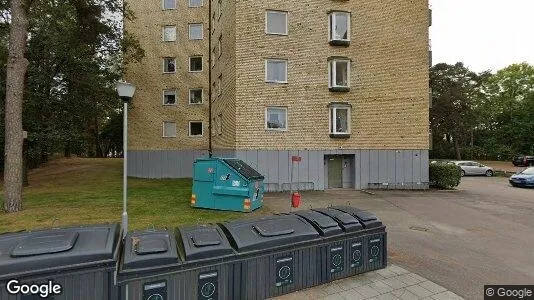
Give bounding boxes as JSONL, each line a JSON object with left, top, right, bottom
{"left": 430, "top": 62, "right": 534, "bottom": 160}
{"left": 429, "top": 163, "right": 461, "bottom": 189}
{"left": 0, "top": 0, "right": 144, "bottom": 169}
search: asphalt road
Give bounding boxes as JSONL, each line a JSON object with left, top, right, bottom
{"left": 263, "top": 176, "right": 534, "bottom": 300}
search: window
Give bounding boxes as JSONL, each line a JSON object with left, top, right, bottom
{"left": 265, "top": 59, "right": 287, "bottom": 83}
{"left": 189, "top": 24, "right": 203, "bottom": 40}
{"left": 163, "top": 0, "right": 176, "bottom": 10}
{"left": 265, "top": 10, "right": 288, "bottom": 35}
{"left": 217, "top": 113, "right": 222, "bottom": 135}
{"left": 163, "top": 90, "right": 177, "bottom": 105}
{"left": 189, "top": 88, "right": 203, "bottom": 104}
{"left": 265, "top": 107, "right": 287, "bottom": 130}
{"left": 163, "top": 57, "right": 176, "bottom": 73}
{"left": 329, "top": 12, "right": 350, "bottom": 44}
{"left": 328, "top": 58, "right": 350, "bottom": 90}
{"left": 218, "top": 35, "right": 222, "bottom": 58}
{"left": 217, "top": 0, "right": 222, "bottom": 19}
{"left": 329, "top": 104, "right": 351, "bottom": 136}
{"left": 163, "top": 121, "right": 177, "bottom": 137}
{"left": 189, "top": 0, "right": 202, "bottom": 7}
{"left": 162, "top": 26, "right": 176, "bottom": 42}
{"left": 189, "top": 121, "right": 203, "bottom": 136}
{"left": 217, "top": 75, "right": 222, "bottom": 97}
{"left": 189, "top": 56, "right": 203, "bottom": 72}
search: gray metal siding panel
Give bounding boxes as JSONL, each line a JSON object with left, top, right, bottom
{"left": 360, "top": 150, "right": 370, "bottom": 189}
{"left": 403, "top": 151, "right": 413, "bottom": 187}
{"left": 317, "top": 151, "right": 325, "bottom": 191}
{"left": 378, "top": 150, "right": 388, "bottom": 184}
{"left": 278, "top": 151, "right": 290, "bottom": 190}
{"left": 354, "top": 150, "right": 361, "bottom": 190}
{"left": 369, "top": 150, "right": 379, "bottom": 184}
{"left": 257, "top": 150, "right": 269, "bottom": 182}
{"left": 412, "top": 150, "right": 422, "bottom": 187}
{"left": 387, "top": 150, "right": 396, "bottom": 188}
{"left": 308, "top": 151, "right": 320, "bottom": 191}
{"left": 395, "top": 150, "right": 404, "bottom": 188}
{"left": 421, "top": 150, "right": 429, "bottom": 182}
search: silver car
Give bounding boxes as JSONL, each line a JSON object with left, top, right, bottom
{"left": 453, "top": 161, "right": 494, "bottom": 177}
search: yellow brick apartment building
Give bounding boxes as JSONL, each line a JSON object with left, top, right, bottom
{"left": 125, "top": 0, "right": 431, "bottom": 191}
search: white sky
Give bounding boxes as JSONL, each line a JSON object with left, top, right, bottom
{"left": 430, "top": 0, "right": 534, "bottom": 73}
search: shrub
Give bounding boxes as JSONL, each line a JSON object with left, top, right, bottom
{"left": 429, "top": 163, "right": 461, "bottom": 189}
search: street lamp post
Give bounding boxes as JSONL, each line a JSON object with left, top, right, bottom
{"left": 116, "top": 81, "right": 136, "bottom": 237}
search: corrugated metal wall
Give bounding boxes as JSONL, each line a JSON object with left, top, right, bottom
{"left": 128, "top": 149, "right": 429, "bottom": 191}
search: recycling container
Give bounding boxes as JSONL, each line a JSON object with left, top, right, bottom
{"left": 310, "top": 207, "right": 387, "bottom": 282}
{"left": 118, "top": 225, "right": 238, "bottom": 300}
{"left": 192, "top": 157, "right": 265, "bottom": 212}
{"left": 0, "top": 224, "right": 120, "bottom": 300}
{"left": 331, "top": 206, "right": 388, "bottom": 272}
{"left": 219, "top": 214, "right": 321, "bottom": 300}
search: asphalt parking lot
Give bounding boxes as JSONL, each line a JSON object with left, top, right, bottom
{"left": 263, "top": 176, "right": 534, "bottom": 300}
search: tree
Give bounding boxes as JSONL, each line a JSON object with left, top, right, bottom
{"left": 430, "top": 63, "right": 486, "bottom": 160}
{"left": 4, "top": 0, "right": 28, "bottom": 212}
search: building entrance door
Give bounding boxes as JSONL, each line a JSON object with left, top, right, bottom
{"left": 327, "top": 156, "right": 343, "bottom": 188}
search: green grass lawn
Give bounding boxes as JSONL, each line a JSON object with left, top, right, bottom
{"left": 0, "top": 158, "right": 250, "bottom": 233}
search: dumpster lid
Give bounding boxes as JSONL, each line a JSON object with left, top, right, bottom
{"left": 0, "top": 224, "right": 119, "bottom": 279}
{"left": 331, "top": 206, "right": 383, "bottom": 229}
{"left": 223, "top": 159, "right": 265, "bottom": 180}
{"left": 177, "top": 225, "right": 234, "bottom": 261}
{"left": 121, "top": 230, "right": 180, "bottom": 271}
{"left": 292, "top": 210, "right": 343, "bottom": 237}
{"left": 220, "top": 214, "right": 319, "bottom": 252}
{"left": 11, "top": 230, "right": 79, "bottom": 257}
{"left": 312, "top": 208, "right": 363, "bottom": 232}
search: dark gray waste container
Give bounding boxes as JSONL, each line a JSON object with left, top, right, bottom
{"left": 220, "top": 214, "right": 321, "bottom": 300}
{"left": 118, "top": 226, "right": 238, "bottom": 300}
{"left": 331, "top": 206, "right": 387, "bottom": 272}
{"left": 0, "top": 224, "right": 120, "bottom": 300}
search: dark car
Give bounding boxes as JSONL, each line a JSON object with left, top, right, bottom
{"left": 512, "top": 154, "right": 534, "bottom": 167}
{"left": 509, "top": 167, "right": 534, "bottom": 188}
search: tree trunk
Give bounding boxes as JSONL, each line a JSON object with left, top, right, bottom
{"left": 94, "top": 118, "right": 103, "bottom": 158}
{"left": 454, "top": 138, "right": 462, "bottom": 160}
{"left": 4, "top": 0, "right": 29, "bottom": 213}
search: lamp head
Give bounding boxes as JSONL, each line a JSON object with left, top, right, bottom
{"left": 116, "top": 81, "right": 136, "bottom": 103}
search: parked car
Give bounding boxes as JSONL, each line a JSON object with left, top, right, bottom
{"left": 453, "top": 161, "right": 494, "bottom": 177}
{"left": 512, "top": 154, "right": 534, "bottom": 167}
{"left": 509, "top": 167, "right": 534, "bottom": 187}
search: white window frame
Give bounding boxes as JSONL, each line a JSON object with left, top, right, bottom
{"left": 189, "top": 88, "right": 203, "bottom": 104}
{"left": 188, "top": 0, "right": 203, "bottom": 8}
{"left": 188, "top": 23, "right": 204, "bottom": 40}
{"left": 328, "top": 59, "right": 350, "bottom": 88}
{"left": 265, "top": 107, "right": 288, "bottom": 131}
{"left": 329, "top": 105, "right": 351, "bottom": 135}
{"left": 189, "top": 56, "right": 203, "bottom": 72}
{"left": 162, "top": 25, "right": 177, "bottom": 42}
{"left": 163, "top": 57, "right": 176, "bottom": 74}
{"left": 162, "top": 0, "right": 176, "bottom": 10}
{"left": 162, "top": 121, "right": 177, "bottom": 138}
{"left": 162, "top": 89, "right": 177, "bottom": 106}
{"left": 189, "top": 121, "right": 204, "bottom": 137}
{"left": 265, "top": 59, "right": 288, "bottom": 83}
{"left": 265, "top": 10, "right": 288, "bottom": 35}
{"left": 329, "top": 12, "right": 351, "bottom": 42}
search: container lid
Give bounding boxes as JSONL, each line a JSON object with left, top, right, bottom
{"left": 292, "top": 210, "right": 343, "bottom": 237}
{"left": 312, "top": 208, "right": 363, "bottom": 232}
{"left": 220, "top": 214, "right": 320, "bottom": 252}
{"left": 331, "top": 206, "right": 383, "bottom": 229}
{"left": 121, "top": 230, "right": 180, "bottom": 272}
{"left": 177, "top": 225, "right": 234, "bottom": 261}
{"left": 0, "top": 224, "right": 119, "bottom": 279}
{"left": 11, "top": 231, "right": 79, "bottom": 257}
{"left": 223, "top": 159, "right": 265, "bottom": 180}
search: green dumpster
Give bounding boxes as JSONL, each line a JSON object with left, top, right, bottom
{"left": 191, "top": 157, "right": 264, "bottom": 212}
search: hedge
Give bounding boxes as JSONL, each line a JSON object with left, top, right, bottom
{"left": 429, "top": 163, "right": 462, "bottom": 189}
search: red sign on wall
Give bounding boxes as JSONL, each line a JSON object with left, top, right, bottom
{"left": 292, "top": 156, "right": 302, "bottom": 162}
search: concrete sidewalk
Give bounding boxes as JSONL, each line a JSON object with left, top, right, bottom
{"left": 271, "top": 265, "right": 464, "bottom": 300}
